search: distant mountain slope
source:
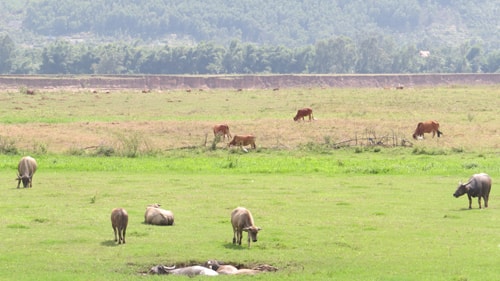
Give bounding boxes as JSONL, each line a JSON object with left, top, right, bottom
{"left": 2, "top": 0, "right": 497, "bottom": 49}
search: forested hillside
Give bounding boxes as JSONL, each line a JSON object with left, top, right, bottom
{"left": 0, "top": 0, "right": 499, "bottom": 75}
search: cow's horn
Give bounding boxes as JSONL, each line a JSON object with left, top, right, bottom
{"left": 164, "top": 265, "right": 176, "bottom": 270}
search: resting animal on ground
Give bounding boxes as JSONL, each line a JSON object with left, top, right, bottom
{"left": 453, "top": 173, "right": 492, "bottom": 209}
{"left": 111, "top": 208, "right": 128, "bottom": 244}
{"left": 149, "top": 265, "right": 218, "bottom": 276}
{"left": 231, "top": 207, "right": 261, "bottom": 248}
{"left": 205, "top": 260, "right": 260, "bottom": 275}
{"left": 213, "top": 124, "right": 231, "bottom": 142}
{"left": 293, "top": 107, "right": 314, "bottom": 121}
{"left": 144, "top": 203, "right": 174, "bottom": 225}
{"left": 412, "top": 120, "right": 443, "bottom": 139}
{"left": 16, "top": 156, "right": 37, "bottom": 188}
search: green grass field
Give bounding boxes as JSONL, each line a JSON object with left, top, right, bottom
{"left": 0, "top": 86, "right": 499, "bottom": 280}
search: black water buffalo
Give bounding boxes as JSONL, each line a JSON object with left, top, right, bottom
{"left": 17, "top": 156, "right": 37, "bottom": 188}
{"left": 453, "top": 173, "right": 492, "bottom": 209}
{"left": 111, "top": 208, "right": 128, "bottom": 244}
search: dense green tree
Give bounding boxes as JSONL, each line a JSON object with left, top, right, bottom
{"left": 40, "top": 40, "right": 75, "bottom": 74}
{"left": 355, "top": 34, "right": 395, "bottom": 73}
{"left": 0, "top": 34, "right": 15, "bottom": 73}
{"left": 314, "top": 37, "right": 356, "bottom": 73}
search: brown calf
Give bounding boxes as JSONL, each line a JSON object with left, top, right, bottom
{"left": 228, "top": 135, "right": 256, "bottom": 151}
{"left": 213, "top": 124, "right": 231, "bottom": 142}
{"left": 412, "top": 120, "right": 443, "bottom": 139}
{"left": 293, "top": 108, "right": 314, "bottom": 121}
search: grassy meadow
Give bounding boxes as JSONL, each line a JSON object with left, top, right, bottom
{"left": 0, "top": 85, "right": 499, "bottom": 280}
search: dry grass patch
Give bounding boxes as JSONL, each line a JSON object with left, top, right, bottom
{"left": 0, "top": 86, "right": 498, "bottom": 154}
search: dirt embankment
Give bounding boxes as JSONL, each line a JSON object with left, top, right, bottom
{"left": 0, "top": 74, "right": 498, "bottom": 90}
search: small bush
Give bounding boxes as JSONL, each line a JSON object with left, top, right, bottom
{"left": 221, "top": 156, "right": 239, "bottom": 168}
{"left": 115, "top": 132, "right": 153, "bottom": 157}
{"left": 66, "top": 147, "right": 85, "bottom": 156}
{"left": 32, "top": 142, "right": 48, "bottom": 155}
{"left": 0, "top": 136, "right": 19, "bottom": 155}
{"left": 412, "top": 147, "right": 447, "bottom": 155}
{"left": 95, "top": 145, "right": 115, "bottom": 156}
{"left": 462, "top": 163, "right": 478, "bottom": 169}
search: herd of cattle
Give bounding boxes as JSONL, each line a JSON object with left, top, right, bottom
{"left": 217, "top": 108, "right": 446, "bottom": 151}
{"left": 109, "top": 204, "right": 266, "bottom": 276}
{"left": 14, "top": 108, "right": 492, "bottom": 276}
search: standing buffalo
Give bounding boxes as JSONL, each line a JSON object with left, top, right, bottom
{"left": 453, "top": 173, "right": 492, "bottom": 209}
{"left": 293, "top": 107, "right": 314, "bottom": 121}
{"left": 412, "top": 120, "right": 443, "bottom": 139}
{"left": 111, "top": 208, "right": 128, "bottom": 244}
{"left": 17, "top": 156, "right": 37, "bottom": 188}
{"left": 144, "top": 203, "right": 174, "bottom": 225}
{"left": 231, "top": 207, "right": 261, "bottom": 248}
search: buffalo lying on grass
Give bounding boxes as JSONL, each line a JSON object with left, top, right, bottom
{"left": 148, "top": 265, "right": 218, "bottom": 276}
{"left": 144, "top": 203, "right": 174, "bottom": 225}
{"left": 205, "top": 260, "right": 277, "bottom": 275}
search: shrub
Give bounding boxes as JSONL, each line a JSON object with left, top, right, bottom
{"left": 0, "top": 136, "right": 19, "bottom": 155}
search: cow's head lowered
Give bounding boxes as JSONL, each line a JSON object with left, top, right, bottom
{"left": 453, "top": 181, "right": 470, "bottom": 198}
{"left": 17, "top": 175, "right": 32, "bottom": 188}
{"left": 243, "top": 225, "right": 261, "bottom": 242}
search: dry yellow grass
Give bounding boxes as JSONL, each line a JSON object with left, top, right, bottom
{"left": 0, "top": 86, "right": 498, "bottom": 153}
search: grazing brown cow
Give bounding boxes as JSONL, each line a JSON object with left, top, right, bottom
{"left": 293, "top": 108, "right": 314, "bottom": 121}
{"left": 231, "top": 207, "right": 261, "bottom": 248}
{"left": 412, "top": 120, "right": 443, "bottom": 140}
{"left": 111, "top": 208, "right": 128, "bottom": 244}
{"left": 213, "top": 124, "right": 231, "bottom": 142}
{"left": 228, "top": 135, "right": 256, "bottom": 152}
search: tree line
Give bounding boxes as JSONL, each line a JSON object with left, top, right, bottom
{"left": 1, "top": 33, "right": 498, "bottom": 75}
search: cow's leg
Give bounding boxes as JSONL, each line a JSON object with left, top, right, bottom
{"left": 232, "top": 229, "right": 237, "bottom": 244}
{"left": 113, "top": 227, "right": 118, "bottom": 242}
{"left": 467, "top": 195, "right": 472, "bottom": 209}
{"left": 484, "top": 195, "right": 489, "bottom": 208}
{"left": 247, "top": 233, "right": 251, "bottom": 247}
{"left": 118, "top": 228, "right": 123, "bottom": 244}
{"left": 122, "top": 227, "right": 126, "bottom": 244}
{"left": 478, "top": 197, "right": 482, "bottom": 209}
